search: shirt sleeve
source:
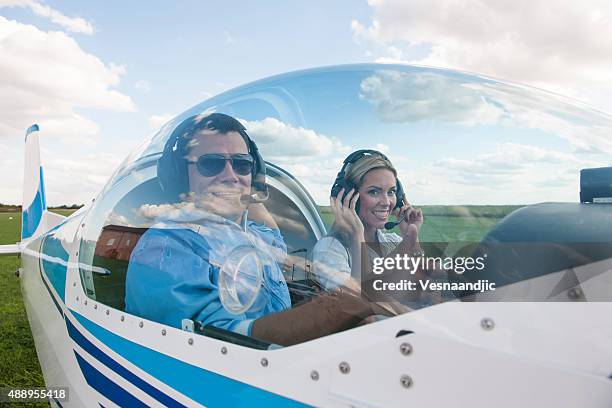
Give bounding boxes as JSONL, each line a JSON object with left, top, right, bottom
{"left": 312, "top": 236, "right": 352, "bottom": 290}
{"left": 125, "top": 228, "right": 254, "bottom": 334}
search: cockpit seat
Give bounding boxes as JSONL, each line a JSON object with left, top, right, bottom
{"left": 92, "top": 224, "right": 148, "bottom": 310}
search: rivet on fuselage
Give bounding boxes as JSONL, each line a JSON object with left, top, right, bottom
{"left": 139, "top": 321, "right": 144, "bottom": 328}
{"left": 188, "top": 338, "right": 194, "bottom": 345}
{"left": 481, "top": 318, "right": 495, "bottom": 330}
{"left": 261, "top": 358, "right": 269, "bottom": 367}
{"left": 400, "top": 342, "right": 413, "bottom": 356}
{"left": 339, "top": 362, "right": 350, "bottom": 374}
{"left": 310, "top": 370, "right": 319, "bottom": 381}
{"left": 221, "top": 347, "right": 227, "bottom": 355}
{"left": 400, "top": 375, "right": 413, "bottom": 388}
{"left": 120, "top": 315, "right": 125, "bottom": 322}
{"left": 161, "top": 329, "right": 166, "bottom": 336}
{"left": 106, "top": 310, "right": 110, "bottom": 315}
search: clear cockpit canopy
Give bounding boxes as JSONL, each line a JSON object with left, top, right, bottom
{"left": 77, "top": 65, "right": 612, "bottom": 346}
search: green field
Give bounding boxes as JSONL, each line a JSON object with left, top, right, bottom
{"left": 319, "top": 205, "right": 523, "bottom": 242}
{"left": 0, "top": 211, "right": 69, "bottom": 408}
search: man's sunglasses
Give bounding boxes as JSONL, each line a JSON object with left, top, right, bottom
{"left": 190, "top": 153, "right": 254, "bottom": 177}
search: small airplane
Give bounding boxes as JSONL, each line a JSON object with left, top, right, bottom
{"left": 2, "top": 64, "right": 612, "bottom": 407}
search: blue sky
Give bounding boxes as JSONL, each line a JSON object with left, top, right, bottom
{"left": 1, "top": 0, "right": 612, "bottom": 205}
{"left": 1, "top": 0, "right": 375, "bottom": 149}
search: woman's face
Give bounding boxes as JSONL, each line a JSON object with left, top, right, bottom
{"left": 357, "top": 168, "right": 397, "bottom": 231}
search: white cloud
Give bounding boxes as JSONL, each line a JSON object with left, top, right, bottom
{"left": 241, "top": 117, "right": 350, "bottom": 159}
{"left": 0, "top": 17, "right": 134, "bottom": 139}
{"left": 42, "top": 151, "right": 123, "bottom": 203}
{"left": 134, "top": 79, "right": 150, "bottom": 93}
{"left": 0, "top": 16, "right": 135, "bottom": 204}
{"left": 359, "top": 70, "right": 504, "bottom": 125}
{"left": 353, "top": 0, "right": 612, "bottom": 112}
{"left": 358, "top": 69, "right": 612, "bottom": 156}
{"left": 148, "top": 113, "right": 175, "bottom": 130}
{"left": 0, "top": 0, "right": 94, "bottom": 34}
{"left": 405, "top": 142, "right": 606, "bottom": 205}
{"left": 137, "top": 203, "right": 179, "bottom": 220}
{"left": 235, "top": 117, "right": 354, "bottom": 203}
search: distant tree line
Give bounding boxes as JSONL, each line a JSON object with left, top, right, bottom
{"left": 0, "top": 203, "right": 84, "bottom": 212}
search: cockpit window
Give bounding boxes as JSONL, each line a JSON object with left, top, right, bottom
{"left": 78, "top": 65, "right": 612, "bottom": 348}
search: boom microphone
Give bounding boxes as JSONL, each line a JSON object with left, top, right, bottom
{"left": 384, "top": 212, "right": 407, "bottom": 230}
{"left": 240, "top": 190, "right": 270, "bottom": 205}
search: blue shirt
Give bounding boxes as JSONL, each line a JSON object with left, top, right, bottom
{"left": 124, "top": 217, "right": 291, "bottom": 337}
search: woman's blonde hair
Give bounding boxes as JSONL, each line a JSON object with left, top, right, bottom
{"left": 344, "top": 154, "right": 397, "bottom": 188}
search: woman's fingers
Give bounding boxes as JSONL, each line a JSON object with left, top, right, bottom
{"left": 405, "top": 207, "right": 423, "bottom": 224}
{"left": 416, "top": 208, "right": 424, "bottom": 223}
{"left": 342, "top": 188, "right": 355, "bottom": 208}
{"left": 409, "top": 207, "right": 420, "bottom": 222}
{"left": 331, "top": 188, "right": 344, "bottom": 211}
{"left": 349, "top": 191, "right": 359, "bottom": 211}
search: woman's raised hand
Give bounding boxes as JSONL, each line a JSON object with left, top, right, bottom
{"left": 395, "top": 197, "right": 423, "bottom": 248}
{"left": 330, "top": 188, "right": 365, "bottom": 241}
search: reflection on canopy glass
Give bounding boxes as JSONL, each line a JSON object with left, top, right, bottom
{"left": 76, "top": 65, "right": 612, "bottom": 348}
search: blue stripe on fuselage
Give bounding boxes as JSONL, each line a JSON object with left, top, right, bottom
{"left": 74, "top": 352, "right": 149, "bottom": 407}
{"left": 68, "top": 311, "right": 309, "bottom": 407}
{"left": 66, "top": 317, "right": 186, "bottom": 407}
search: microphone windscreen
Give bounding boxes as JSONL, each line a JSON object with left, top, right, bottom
{"left": 384, "top": 221, "right": 397, "bottom": 230}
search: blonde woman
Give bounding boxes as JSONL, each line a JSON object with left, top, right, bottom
{"left": 313, "top": 150, "right": 424, "bottom": 293}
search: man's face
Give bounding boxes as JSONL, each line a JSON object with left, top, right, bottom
{"left": 186, "top": 130, "right": 252, "bottom": 221}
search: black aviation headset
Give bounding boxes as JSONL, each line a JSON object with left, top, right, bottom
{"left": 331, "top": 149, "right": 405, "bottom": 215}
{"left": 157, "top": 112, "right": 268, "bottom": 203}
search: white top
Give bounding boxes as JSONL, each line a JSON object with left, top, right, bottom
{"left": 312, "top": 230, "right": 402, "bottom": 290}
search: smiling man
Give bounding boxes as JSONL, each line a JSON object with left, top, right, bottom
{"left": 124, "top": 113, "right": 290, "bottom": 337}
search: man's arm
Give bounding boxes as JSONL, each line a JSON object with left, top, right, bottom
{"left": 251, "top": 289, "right": 392, "bottom": 346}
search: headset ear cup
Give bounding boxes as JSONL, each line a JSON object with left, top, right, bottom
{"left": 158, "top": 132, "right": 190, "bottom": 203}
{"left": 158, "top": 143, "right": 179, "bottom": 201}
{"left": 395, "top": 180, "right": 405, "bottom": 209}
{"left": 331, "top": 179, "right": 354, "bottom": 199}
{"left": 330, "top": 179, "right": 343, "bottom": 198}
{"left": 248, "top": 139, "right": 268, "bottom": 198}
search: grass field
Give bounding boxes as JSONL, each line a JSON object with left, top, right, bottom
{"left": 0, "top": 211, "right": 73, "bottom": 408}
{"left": 319, "top": 205, "right": 522, "bottom": 242}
